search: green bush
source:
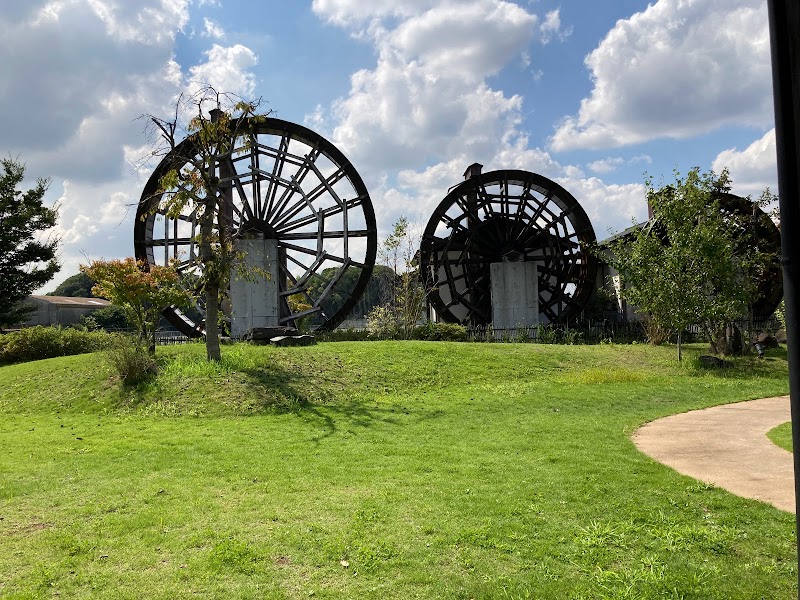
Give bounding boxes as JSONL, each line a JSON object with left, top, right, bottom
{"left": 317, "top": 328, "right": 371, "bottom": 342}
{"left": 0, "top": 326, "right": 112, "bottom": 364}
{"left": 105, "top": 335, "right": 157, "bottom": 385}
{"left": 366, "top": 305, "right": 399, "bottom": 339}
{"left": 413, "top": 321, "right": 468, "bottom": 341}
{"left": 79, "top": 305, "right": 132, "bottom": 331}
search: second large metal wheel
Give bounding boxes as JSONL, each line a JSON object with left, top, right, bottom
{"left": 420, "top": 168, "right": 597, "bottom": 326}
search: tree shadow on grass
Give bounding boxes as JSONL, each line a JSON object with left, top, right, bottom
{"left": 685, "top": 346, "right": 788, "bottom": 381}
{"left": 239, "top": 363, "right": 446, "bottom": 443}
{"left": 106, "top": 353, "right": 448, "bottom": 434}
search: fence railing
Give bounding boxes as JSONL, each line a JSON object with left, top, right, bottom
{"left": 155, "top": 330, "right": 192, "bottom": 345}
{"left": 149, "top": 316, "right": 785, "bottom": 347}
{"left": 686, "top": 317, "right": 783, "bottom": 336}
{"left": 465, "top": 321, "right": 647, "bottom": 344}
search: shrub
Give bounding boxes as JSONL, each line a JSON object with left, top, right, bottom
{"left": 366, "top": 305, "right": 399, "bottom": 339}
{"left": 317, "top": 328, "right": 371, "bottom": 342}
{"left": 105, "top": 335, "right": 157, "bottom": 385}
{"left": 79, "top": 305, "right": 132, "bottom": 331}
{"left": 0, "top": 326, "right": 112, "bottom": 364}
{"left": 413, "top": 321, "right": 467, "bottom": 341}
{"left": 640, "top": 315, "right": 670, "bottom": 346}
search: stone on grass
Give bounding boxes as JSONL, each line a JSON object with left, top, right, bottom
{"left": 756, "top": 333, "right": 779, "bottom": 349}
{"left": 245, "top": 326, "right": 298, "bottom": 344}
{"left": 270, "top": 335, "right": 317, "bottom": 347}
{"left": 698, "top": 355, "right": 731, "bottom": 368}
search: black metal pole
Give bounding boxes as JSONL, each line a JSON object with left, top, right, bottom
{"left": 767, "top": 1, "right": 800, "bottom": 595}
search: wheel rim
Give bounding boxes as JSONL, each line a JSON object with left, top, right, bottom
{"left": 420, "top": 169, "right": 597, "bottom": 326}
{"left": 717, "top": 193, "right": 782, "bottom": 318}
{"left": 134, "top": 117, "right": 377, "bottom": 336}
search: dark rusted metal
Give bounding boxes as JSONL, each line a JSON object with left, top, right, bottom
{"left": 134, "top": 117, "right": 377, "bottom": 336}
{"left": 420, "top": 169, "right": 598, "bottom": 326}
{"left": 767, "top": 2, "right": 800, "bottom": 587}
{"left": 716, "top": 192, "right": 783, "bottom": 318}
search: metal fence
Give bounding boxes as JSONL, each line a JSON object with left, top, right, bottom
{"left": 153, "top": 316, "right": 784, "bottom": 347}
{"left": 155, "top": 330, "right": 192, "bottom": 345}
{"left": 465, "top": 321, "right": 647, "bottom": 344}
{"left": 685, "top": 317, "right": 783, "bottom": 341}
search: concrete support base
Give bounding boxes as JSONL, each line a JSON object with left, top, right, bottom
{"left": 490, "top": 261, "right": 539, "bottom": 333}
{"left": 230, "top": 238, "right": 280, "bottom": 339}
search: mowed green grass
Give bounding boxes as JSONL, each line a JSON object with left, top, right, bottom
{"left": 769, "top": 422, "right": 793, "bottom": 453}
{"left": 0, "top": 341, "right": 794, "bottom": 599}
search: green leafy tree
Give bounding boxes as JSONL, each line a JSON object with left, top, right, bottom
{"left": 306, "top": 264, "right": 396, "bottom": 322}
{"left": 48, "top": 272, "right": 95, "bottom": 297}
{"left": 367, "top": 217, "right": 430, "bottom": 339}
{"left": 605, "top": 168, "right": 772, "bottom": 360}
{"left": 0, "top": 158, "right": 59, "bottom": 328}
{"left": 79, "top": 305, "right": 133, "bottom": 331}
{"left": 145, "top": 86, "right": 271, "bottom": 361}
{"left": 81, "top": 258, "right": 190, "bottom": 354}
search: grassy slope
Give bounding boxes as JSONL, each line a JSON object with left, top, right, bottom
{"left": 0, "top": 342, "right": 794, "bottom": 599}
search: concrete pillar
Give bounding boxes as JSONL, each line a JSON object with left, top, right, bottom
{"left": 490, "top": 261, "right": 539, "bottom": 333}
{"left": 230, "top": 237, "right": 280, "bottom": 338}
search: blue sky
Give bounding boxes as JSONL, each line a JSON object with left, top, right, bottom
{"left": 0, "top": 0, "right": 777, "bottom": 291}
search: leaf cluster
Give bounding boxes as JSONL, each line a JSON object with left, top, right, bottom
{"left": 0, "top": 158, "right": 60, "bottom": 327}
{"left": 606, "top": 168, "right": 773, "bottom": 347}
{"left": 81, "top": 258, "right": 190, "bottom": 351}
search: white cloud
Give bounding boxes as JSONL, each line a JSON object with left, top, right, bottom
{"left": 303, "top": 104, "right": 328, "bottom": 133}
{"left": 587, "top": 157, "right": 625, "bottom": 174}
{"left": 629, "top": 154, "right": 652, "bottom": 166}
{"left": 0, "top": 1, "right": 263, "bottom": 292}
{"left": 561, "top": 178, "right": 647, "bottom": 238}
{"left": 326, "top": 1, "right": 537, "bottom": 176}
{"left": 539, "top": 9, "right": 570, "bottom": 44}
{"left": 712, "top": 129, "right": 777, "bottom": 197}
{"left": 188, "top": 44, "right": 258, "bottom": 99}
{"left": 550, "top": 0, "right": 773, "bottom": 151}
{"left": 202, "top": 16, "right": 224, "bottom": 38}
{"left": 0, "top": 1, "right": 194, "bottom": 184}
{"left": 386, "top": 2, "right": 537, "bottom": 81}
{"left": 86, "top": 0, "right": 191, "bottom": 44}
{"left": 312, "top": 0, "right": 438, "bottom": 27}
{"left": 587, "top": 154, "right": 652, "bottom": 174}
{"left": 311, "top": 0, "right": 644, "bottom": 244}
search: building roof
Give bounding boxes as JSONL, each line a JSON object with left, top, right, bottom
{"left": 29, "top": 295, "right": 110, "bottom": 308}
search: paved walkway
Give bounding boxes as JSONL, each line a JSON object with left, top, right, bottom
{"left": 632, "top": 396, "right": 796, "bottom": 513}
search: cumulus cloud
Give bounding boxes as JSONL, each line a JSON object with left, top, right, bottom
{"left": 310, "top": 1, "right": 644, "bottom": 242}
{"left": 202, "top": 17, "right": 224, "bottom": 38}
{"left": 712, "top": 129, "right": 777, "bottom": 197}
{"left": 187, "top": 44, "right": 258, "bottom": 98}
{"left": 324, "top": 1, "right": 537, "bottom": 174}
{"left": 550, "top": 0, "right": 773, "bottom": 151}
{"left": 587, "top": 157, "right": 625, "bottom": 174}
{"left": 0, "top": 0, "right": 263, "bottom": 291}
{"left": 312, "top": 0, "right": 439, "bottom": 27}
{"left": 539, "top": 9, "right": 570, "bottom": 44}
{"left": 587, "top": 154, "right": 652, "bottom": 174}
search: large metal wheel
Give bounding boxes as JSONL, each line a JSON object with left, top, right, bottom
{"left": 134, "top": 117, "right": 377, "bottom": 336}
{"left": 718, "top": 193, "right": 782, "bottom": 318}
{"left": 420, "top": 169, "right": 597, "bottom": 326}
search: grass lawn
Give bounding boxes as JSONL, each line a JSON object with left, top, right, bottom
{"left": 0, "top": 341, "right": 794, "bottom": 599}
{"left": 769, "top": 422, "right": 793, "bottom": 454}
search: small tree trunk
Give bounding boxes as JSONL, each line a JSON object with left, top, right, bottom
{"left": 205, "top": 281, "right": 222, "bottom": 361}
{"left": 677, "top": 329, "right": 683, "bottom": 362}
{"left": 199, "top": 195, "right": 221, "bottom": 362}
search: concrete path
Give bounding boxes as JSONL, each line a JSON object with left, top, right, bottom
{"left": 632, "top": 396, "right": 796, "bottom": 513}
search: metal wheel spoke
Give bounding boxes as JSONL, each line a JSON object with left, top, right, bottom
{"left": 420, "top": 168, "right": 596, "bottom": 326}
{"left": 135, "top": 116, "right": 377, "bottom": 336}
